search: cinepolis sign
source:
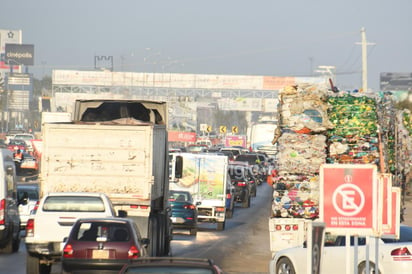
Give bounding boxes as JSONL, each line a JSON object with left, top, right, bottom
{"left": 5, "top": 43, "right": 34, "bottom": 66}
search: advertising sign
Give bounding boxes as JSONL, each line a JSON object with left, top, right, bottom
{"left": 382, "top": 187, "right": 401, "bottom": 239}
{"left": 378, "top": 173, "right": 393, "bottom": 235}
{"left": 225, "top": 135, "right": 246, "bottom": 148}
{"left": 168, "top": 131, "right": 196, "bottom": 143}
{"left": 306, "top": 222, "right": 326, "bottom": 274}
{"left": 5, "top": 44, "right": 34, "bottom": 66}
{"left": 320, "top": 164, "right": 378, "bottom": 236}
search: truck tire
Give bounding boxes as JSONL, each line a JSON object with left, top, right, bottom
{"left": 26, "top": 255, "right": 52, "bottom": 274}
{"left": 12, "top": 228, "right": 20, "bottom": 252}
{"left": 358, "top": 262, "right": 381, "bottom": 274}
{"left": 189, "top": 228, "right": 197, "bottom": 236}
{"left": 242, "top": 193, "right": 250, "bottom": 208}
{"left": 226, "top": 207, "right": 233, "bottom": 219}
{"left": 148, "top": 215, "right": 159, "bottom": 257}
{"left": 0, "top": 232, "right": 13, "bottom": 253}
{"left": 217, "top": 221, "right": 225, "bottom": 231}
{"left": 157, "top": 214, "right": 166, "bottom": 256}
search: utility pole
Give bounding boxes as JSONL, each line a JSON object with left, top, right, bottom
{"left": 357, "top": 27, "right": 375, "bottom": 92}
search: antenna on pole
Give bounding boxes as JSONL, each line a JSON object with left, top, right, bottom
{"left": 356, "top": 27, "right": 375, "bottom": 92}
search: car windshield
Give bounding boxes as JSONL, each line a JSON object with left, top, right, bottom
{"left": 17, "top": 186, "right": 39, "bottom": 200}
{"left": 43, "top": 196, "right": 106, "bottom": 212}
{"left": 75, "top": 221, "right": 130, "bottom": 242}
{"left": 235, "top": 155, "right": 257, "bottom": 165}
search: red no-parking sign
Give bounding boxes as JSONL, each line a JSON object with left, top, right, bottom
{"left": 319, "top": 164, "right": 378, "bottom": 236}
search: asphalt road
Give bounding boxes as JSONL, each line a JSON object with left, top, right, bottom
{"left": 0, "top": 182, "right": 273, "bottom": 274}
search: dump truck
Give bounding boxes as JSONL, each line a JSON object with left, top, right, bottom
{"left": 39, "top": 99, "right": 172, "bottom": 257}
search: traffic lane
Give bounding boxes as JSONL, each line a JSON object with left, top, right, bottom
{"left": 171, "top": 182, "right": 272, "bottom": 273}
{"left": 2, "top": 183, "right": 271, "bottom": 274}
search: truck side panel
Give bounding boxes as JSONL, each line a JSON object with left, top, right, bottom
{"left": 41, "top": 123, "right": 153, "bottom": 203}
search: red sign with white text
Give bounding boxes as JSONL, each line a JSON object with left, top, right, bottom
{"left": 320, "top": 164, "right": 378, "bottom": 236}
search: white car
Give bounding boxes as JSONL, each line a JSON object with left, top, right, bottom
{"left": 269, "top": 225, "right": 412, "bottom": 274}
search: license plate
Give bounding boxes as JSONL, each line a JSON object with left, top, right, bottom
{"left": 92, "top": 250, "right": 109, "bottom": 259}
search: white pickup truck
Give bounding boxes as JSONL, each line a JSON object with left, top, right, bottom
{"left": 24, "top": 192, "right": 126, "bottom": 274}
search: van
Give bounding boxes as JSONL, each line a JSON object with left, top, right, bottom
{"left": 0, "top": 148, "right": 21, "bottom": 253}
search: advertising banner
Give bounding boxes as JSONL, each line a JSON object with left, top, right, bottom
{"left": 320, "top": 164, "right": 378, "bottom": 236}
{"left": 378, "top": 173, "right": 393, "bottom": 235}
{"left": 5, "top": 44, "right": 34, "bottom": 66}
{"left": 168, "top": 131, "right": 196, "bottom": 143}
{"left": 225, "top": 135, "right": 246, "bottom": 148}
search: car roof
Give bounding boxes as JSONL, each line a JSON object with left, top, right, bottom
{"left": 44, "top": 192, "right": 108, "bottom": 197}
{"left": 17, "top": 183, "right": 39, "bottom": 189}
{"left": 76, "top": 217, "right": 132, "bottom": 224}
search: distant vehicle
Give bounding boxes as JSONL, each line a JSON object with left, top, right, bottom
{"left": 62, "top": 217, "right": 148, "bottom": 273}
{"left": 168, "top": 190, "right": 198, "bottom": 236}
{"left": 7, "top": 139, "right": 27, "bottom": 152}
{"left": 19, "top": 152, "right": 39, "bottom": 176}
{"left": 186, "top": 144, "right": 208, "bottom": 153}
{"left": 16, "top": 183, "right": 39, "bottom": 229}
{"left": 25, "top": 192, "right": 126, "bottom": 274}
{"left": 0, "top": 148, "right": 21, "bottom": 253}
{"left": 219, "top": 147, "right": 243, "bottom": 160}
{"left": 13, "top": 133, "right": 35, "bottom": 152}
{"left": 249, "top": 122, "right": 278, "bottom": 156}
{"left": 235, "top": 152, "right": 269, "bottom": 184}
{"left": 118, "top": 257, "right": 224, "bottom": 274}
{"left": 269, "top": 225, "right": 412, "bottom": 274}
{"left": 228, "top": 163, "right": 255, "bottom": 207}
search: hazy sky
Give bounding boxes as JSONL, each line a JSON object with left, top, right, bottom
{"left": 2, "top": 0, "right": 411, "bottom": 91}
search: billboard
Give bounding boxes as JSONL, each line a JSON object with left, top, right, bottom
{"left": 5, "top": 43, "right": 34, "bottom": 66}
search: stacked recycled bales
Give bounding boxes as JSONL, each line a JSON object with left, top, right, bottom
{"left": 326, "top": 94, "right": 380, "bottom": 166}
{"left": 271, "top": 84, "right": 332, "bottom": 219}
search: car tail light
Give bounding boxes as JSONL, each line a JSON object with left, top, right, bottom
{"left": 184, "top": 204, "right": 196, "bottom": 210}
{"left": 215, "top": 207, "right": 225, "bottom": 212}
{"left": 63, "top": 244, "right": 74, "bottom": 258}
{"left": 391, "top": 247, "right": 412, "bottom": 256}
{"left": 26, "top": 219, "right": 35, "bottom": 237}
{"left": 237, "top": 182, "right": 247, "bottom": 187}
{"left": 31, "top": 201, "right": 39, "bottom": 215}
{"left": 130, "top": 205, "right": 149, "bottom": 210}
{"left": 128, "top": 245, "right": 140, "bottom": 258}
{"left": 0, "top": 199, "right": 5, "bottom": 225}
{"left": 274, "top": 224, "right": 299, "bottom": 231}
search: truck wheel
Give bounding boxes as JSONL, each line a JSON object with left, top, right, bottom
{"left": 276, "top": 257, "right": 296, "bottom": 274}
{"left": 26, "top": 255, "right": 51, "bottom": 274}
{"left": 12, "top": 229, "right": 21, "bottom": 252}
{"left": 189, "top": 228, "right": 197, "bottom": 236}
{"left": 157, "top": 214, "right": 166, "bottom": 256}
{"left": 0, "top": 232, "right": 13, "bottom": 253}
{"left": 226, "top": 208, "right": 233, "bottom": 219}
{"left": 242, "top": 193, "right": 250, "bottom": 208}
{"left": 358, "top": 262, "right": 381, "bottom": 274}
{"left": 148, "top": 216, "right": 159, "bottom": 256}
{"left": 217, "top": 221, "right": 225, "bottom": 231}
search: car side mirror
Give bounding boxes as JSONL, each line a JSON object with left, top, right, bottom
{"left": 19, "top": 192, "right": 29, "bottom": 205}
{"left": 141, "top": 238, "right": 150, "bottom": 247}
{"left": 63, "top": 237, "right": 68, "bottom": 242}
{"left": 117, "top": 210, "right": 127, "bottom": 217}
{"left": 196, "top": 201, "right": 201, "bottom": 206}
